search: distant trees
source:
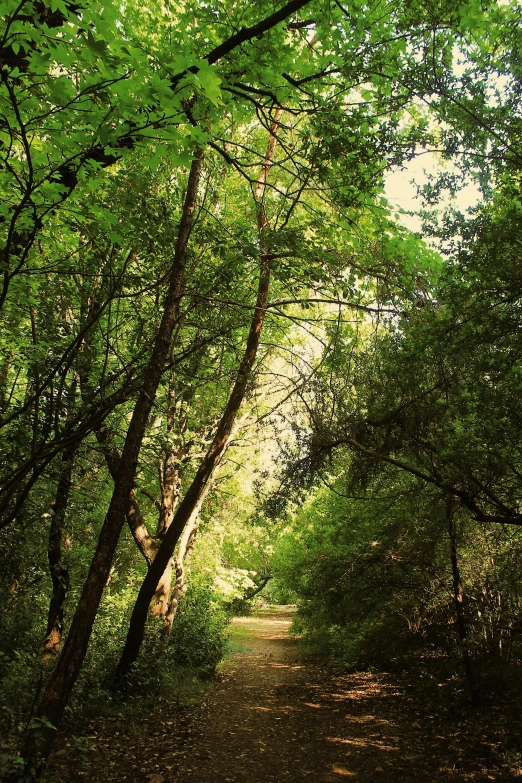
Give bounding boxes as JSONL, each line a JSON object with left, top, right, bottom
{"left": 274, "top": 163, "right": 522, "bottom": 701}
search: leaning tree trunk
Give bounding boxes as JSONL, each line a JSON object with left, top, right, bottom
{"left": 114, "top": 109, "right": 283, "bottom": 685}
{"left": 161, "top": 407, "right": 249, "bottom": 646}
{"left": 43, "top": 372, "right": 80, "bottom": 659}
{"left": 151, "top": 401, "right": 183, "bottom": 616}
{"left": 95, "top": 426, "right": 157, "bottom": 566}
{"left": 15, "top": 149, "right": 205, "bottom": 781}
{"left": 161, "top": 472, "right": 216, "bottom": 646}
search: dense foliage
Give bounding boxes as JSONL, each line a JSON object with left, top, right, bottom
{"left": 1, "top": 0, "right": 522, "bottom": 778}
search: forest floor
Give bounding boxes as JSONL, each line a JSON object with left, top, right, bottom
{"left": 46, "top": 609, "right": 522, "bottom": 783}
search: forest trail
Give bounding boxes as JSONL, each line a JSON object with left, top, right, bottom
{"left": 47, "top": 609, "right": 515, "bottom": 783}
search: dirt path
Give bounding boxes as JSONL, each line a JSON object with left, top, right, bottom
{"left": 47, "top": 610, "right": 519, "bottom": 782}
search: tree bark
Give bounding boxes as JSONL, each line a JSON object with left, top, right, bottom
{"left": 114, "top": 110, "right": 283, "bottom": 684}
{"left": 16, "top": 149, "right": 204, "bottom": 780}
{"left": 162, "top": 416, "right": 243, "bottom": 644}
{"left": 0, "top": 352, "right": 11, "bottom": 415}
{"left": 43, "top": 372, "right": 79, "bottom": 659}
{"left": 98, "top": 426, "right": 182, "bottom": 616}
{"left": 151, "top": 365, "right": 183, "bottom": 615}
{"left": 160, "top": 487, "right": 207, "bottom": 645}
{"left": 95, "top": 427, "right": 157, "bottom": 566}
{"left": 243, "top": 574, "right": 272, "bottom": 601}
{"left": 447, "top": 499, "right": 478, "bottom": 705}
{"left": 43, "top": 445, "right": 76, "bottom": 659}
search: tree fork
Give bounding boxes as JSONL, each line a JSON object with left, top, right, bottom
{"left": 114, "top": 111, "right": 283, "bottom": 684}
{"left": 15, "top": 149, "right": 204, "bottom": 781}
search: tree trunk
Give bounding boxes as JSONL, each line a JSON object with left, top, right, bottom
{"left": 0, "top": 351, "right": 11, "bottom": 415}
{"left": 16, "top": 149, "right": 204, "bottom": 781}
{"left": 114, "top": 110, "right": 283, "bottom": 684}
{"left": 98, "top": 425, "right": 182, "bottom": 618}
{"left": 447, "top": 499, "right": 478, "bottom": 704}
{"left": 243, "top": 574, "right": 272, "bottom": 601}
{"left": 97, "top": 426, "right": 180, "bottom": 617}
{"left": 161, "top": 480, "right": 211, "bottom": 645}
{"left": 150, "top": 558, "right": 173, "bottom": 616}
{"left": 43, "top": 372, "right": 79, "bottom": 659}
{"left": 162, "top": 417, "right": 243, "bottom": 644}
{"left": 151, "top": 435, "right": 182, "bottom": 615}
{"left": 43, "top": 445, "right": 76, "bottom": 659}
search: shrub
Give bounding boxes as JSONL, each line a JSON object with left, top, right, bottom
{"left": 168, "top": 578, "right": 229, "bottom": 674}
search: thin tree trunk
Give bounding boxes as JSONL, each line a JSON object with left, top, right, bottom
{"left": 114, "top": 110, "right": 283, "bottom": 684}
{"left": 152, "top": 355, "right": 195, "bottom": 615}
{"left": 162, "top": 412, "right": 246, "bottom": 644}
{"left": 151, "top": 421, "right": 181, "bottom": 615}
{"left": 243, "top": 574, "right": 272, "bottom": 601}
{"left": 98, "top": 424, "right": 182, "bottom": 616}
{"left": 43, "top": 444, "right": 76, "bottom": 659}
{"left": 161, "top": 480, "right": 211, "bottom": 645}
{"left": 43, "top": 372, "right": 79, "bottom": 659}
{"left": 157, "top": 360, "right": 183, "bottom": 539}
{"left": 29, "top": 305, "right": 40, "bottom": 457}
{"left": 0, "top": 352, "right": 11, "bottom": 415}
{"left": 17, "top": 149, "right": 204, "bottom": 780}
{"left": 97, "top": 425, "right": 181, "bottom": 616}
{"left": 95, "top": 426, "right": 157, "bottom": 566}
{"left": 447, "top": 499, "right": 478, "bottom": 704}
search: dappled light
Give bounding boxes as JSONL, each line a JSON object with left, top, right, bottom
{"left": 2, "top": 0, "right": 522, "bottom": 780}
{"left": 44, "top": 609, "right": 517, "bottom": 782}
{"left": 326, "top": 736, "right": 399, "bottom": 752}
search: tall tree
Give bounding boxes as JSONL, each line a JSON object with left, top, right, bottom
{"left": 4, "top": 0, "right": 518, "bottom": 776}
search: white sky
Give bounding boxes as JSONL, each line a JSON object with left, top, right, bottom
{"left": 384, "top": 151, "right": 482, "bottom": 234}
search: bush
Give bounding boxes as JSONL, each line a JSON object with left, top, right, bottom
{"left": 274, "top": 477, "right": 522, "bottom": 680}
{"left": 225, "top": 596, "right": 252, "bottom": 616}
{"left": 168, "top": 579, "right": 229, "bottom": 675}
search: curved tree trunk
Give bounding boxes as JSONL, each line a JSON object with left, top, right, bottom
{"left": 114, "top": 109, "right": 283, "bottom": 684}
{"left": 161, "top": 478, "right": 213, "bottom": 645}
{"left": 16, "top": 149, "right": 205, "bottom": 781}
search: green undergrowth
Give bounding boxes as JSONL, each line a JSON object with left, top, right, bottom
{"left": 263, "top": 604, "right": 299, "bottom": 619}
{"left": 0, "top": 578, "right": 230, "bottom": 778}
{"left": 225, "top": 621, "right": 253, "bottom": 655}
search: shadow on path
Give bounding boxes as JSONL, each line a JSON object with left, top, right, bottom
{"left": 156, "top": 610, "right": 511, "bottom": 783}
{"left": 46, "top": 609, "right": 516, "bottom": 782}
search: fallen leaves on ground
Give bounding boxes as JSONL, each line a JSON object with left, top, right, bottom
{"left": 45, "top": 612, "right": 521, "bottom": 783}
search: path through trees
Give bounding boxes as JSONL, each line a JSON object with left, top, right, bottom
{"left": 46, "top": 610, "right": 517, "bottom": 782}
